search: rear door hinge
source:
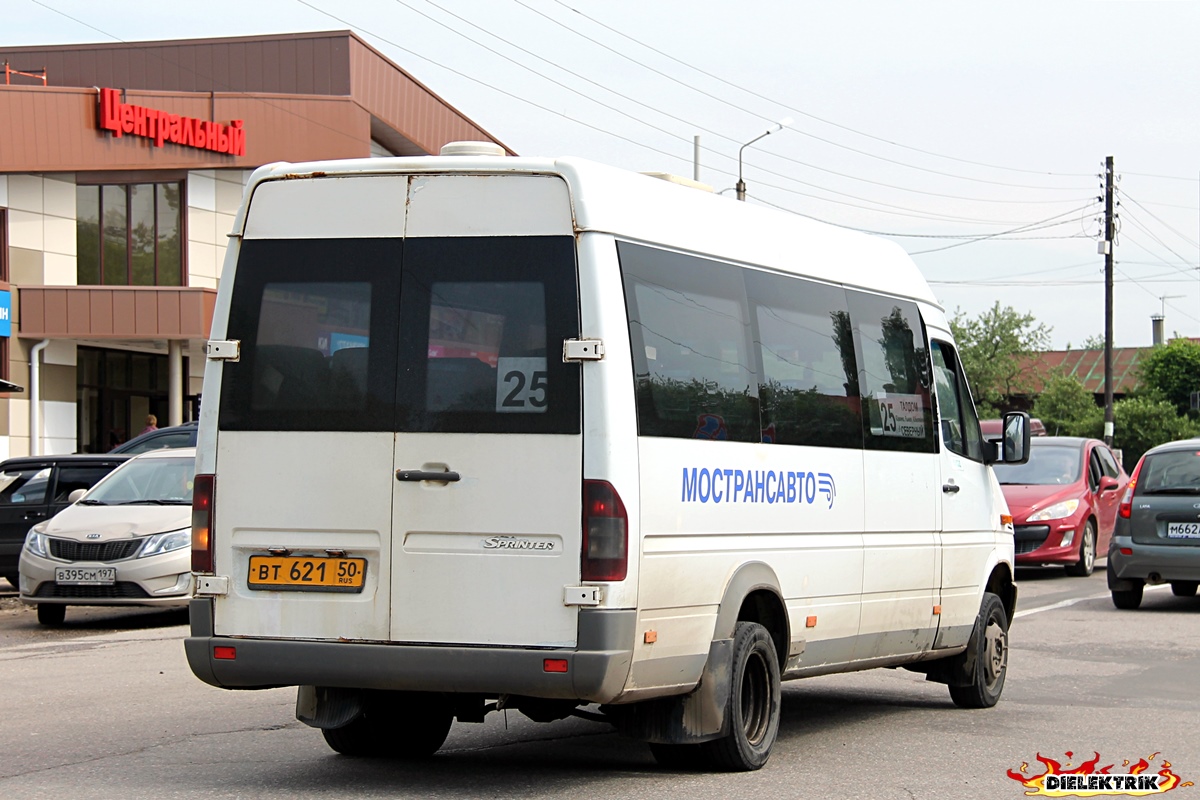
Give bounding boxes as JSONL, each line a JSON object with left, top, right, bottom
{"left": 563, "top": 339, "right": 605, "bottom": 362}
{"left": 194, "top": 575, "right": 229, "bottom": 596}
{"left": 564, "top": 586, "right": 601, "bottom": 606}
{"left": 206, "top": 340, "right": 241, "bottom": 362}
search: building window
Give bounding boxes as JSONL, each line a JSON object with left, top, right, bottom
{"left": 77, "top": 183, "right": 182, "bottom": 286}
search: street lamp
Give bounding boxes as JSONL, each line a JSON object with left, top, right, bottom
{"left": 736, "top": 117, "right": 792, "bottom": 201}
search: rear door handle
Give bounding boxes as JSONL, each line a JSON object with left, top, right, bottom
{"left": 396, "top": 470, "right": 460, "bottom": 483}
{"left": 942, "top": 483, "right": 960, "bottom": 494}
{"left": 23, "top": 511, "right": 47, "bottom": 521}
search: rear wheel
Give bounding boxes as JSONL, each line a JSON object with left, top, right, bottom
{"left": 1111, "top": 581, "right": 1144, "bottom": 609}
{"left": 1171, "top": 581, "right": 1198, "bottom": 597}
{"left": 321, "top": 692, "right": 453, "bottom": 758}
{"left": 36, "top": 604, "right": 66, "bottom": 626}
{"left": 699, "top": 621, "right": 781, "bottom": 772}
{"left": 948, "top": 592, "right": 1008, "bottom": 709}
{"left": 1064, "top": 521, "right": 1096, "bottom": 577}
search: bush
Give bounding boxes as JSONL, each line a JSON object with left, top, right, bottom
{"left": 1113, "top": 396, "right": 1200, "bottom": 467}
{"left": 1032, "top": 376, "right": 1103, "bottom": 437}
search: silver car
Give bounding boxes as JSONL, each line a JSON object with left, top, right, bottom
{"left": 19, "top": 448, "right": 195, "bottom": 625}
{"left": 1108, "top": 438, "right": 1200, "bottom": 609}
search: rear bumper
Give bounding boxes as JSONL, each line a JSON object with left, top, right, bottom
{"left": 1108, "top": 536, "right": 1200, "bottom": 582}
{"left": 185, "top": 599, "right": 636, "bottom": 703}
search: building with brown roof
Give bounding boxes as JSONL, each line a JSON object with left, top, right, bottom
{"left": 0, "top": 30, "right": 508, "bottom": 455}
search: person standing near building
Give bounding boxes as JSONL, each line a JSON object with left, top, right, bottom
{"left": 140, "top": 415, "right": 158, "bottom": 436}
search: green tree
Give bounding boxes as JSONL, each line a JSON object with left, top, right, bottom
{"left": 1139, "top": 338, "right": 1200, "bottom": 416}
{"left": 949, "top": 302, "right": 1051, "bottom": 411}
{"left": 1032, "top": 376, "right": 1103, "bottom": 437}
{"left": 1113, "top": 396, "right": 1200, "bottom": 467}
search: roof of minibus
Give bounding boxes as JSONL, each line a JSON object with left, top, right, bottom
{"left": 242, "top": 154, "right": 939, "bottom": 308}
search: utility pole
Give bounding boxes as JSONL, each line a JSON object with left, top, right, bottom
{"left": 1103, "top": 155, "right": 1115, "bottom": 447}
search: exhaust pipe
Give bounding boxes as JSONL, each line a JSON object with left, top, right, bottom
{"left": 1147, "top": 572, "right": 1163, "bottom": 585}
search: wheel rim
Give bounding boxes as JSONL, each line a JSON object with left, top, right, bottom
{"left": 1083, "top": 527, "right": 1095, "bottom": 572}
{"left": 740, "top": 649, "right": 772, "bottom": 747}
{"left": 982, "top": 619, "right": 1007, "bottom": 689}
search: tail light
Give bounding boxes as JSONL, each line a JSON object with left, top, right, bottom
{"left": 191, "top": 474, "right": 215, "bottom": 573}
{"left": 1117, "top": 458, "right": 1143, "bottom": 519}
{"left": 582, "top": 480, "right": 628, "bottom": 582}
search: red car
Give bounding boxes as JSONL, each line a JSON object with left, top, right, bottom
{"left": 991, "top": 436, "right": 1128, "bottom": 576}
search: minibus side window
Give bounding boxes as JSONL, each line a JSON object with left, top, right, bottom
{"left": 744, "top": 270, "right": 862, "bottom": 449}
{"left": 847, "top": 292, "right": 936, "bottom": 453}
{"left": 930, "top": 340, "right": 985, "bottom": 461}
{"left": 619, "top": 243, "right": 761, "bottom": 443}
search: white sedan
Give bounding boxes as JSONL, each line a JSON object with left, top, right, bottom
{"left": 19, "top": 447, "right": 195, "bottom": 626}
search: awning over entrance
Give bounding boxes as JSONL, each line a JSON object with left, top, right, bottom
{"left": 17, "top": 286, "right": 217, "bottom": 340}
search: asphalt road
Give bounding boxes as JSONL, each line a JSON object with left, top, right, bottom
{"left": 1, "top": 567, "right": 1198, "bottom": 800}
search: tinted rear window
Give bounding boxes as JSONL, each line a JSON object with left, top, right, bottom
{"left": 220, "top": 236, "right": 579, "bottom": 434}
{"left": 1138, "top": 449, "right": 1200, "bottom": 493}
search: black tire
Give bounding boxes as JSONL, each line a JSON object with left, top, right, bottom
{"left": 321, "top": 692, "right": 453, "bottom": 758}
{"left": 649, "top": 742, "right": 705, "bottom": 769}
{"left": 1111, "top": 581, "right": 1143, "bottom": 610}
{"left": 1064, "top": 521, "right": 1096, "bottom": 577}
{"left": 698, "top": 621, "right": 781, "bottom": 772}
{"left": 948, "top": 592, "right": 1008, "bottom": 709}
{"left": 1170, "top": 581, "right": 1198, "bottom": 597}
{"left": 36, "top": 603, "right": 66, "bottom": 626}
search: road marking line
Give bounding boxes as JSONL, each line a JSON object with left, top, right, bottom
{"left": 1014, "top": 584, "right": 1169, "bottom": 619}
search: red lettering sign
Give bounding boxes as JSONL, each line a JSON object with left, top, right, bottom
{"left": 97, "top": 88, "right": 246, "bottom": 156}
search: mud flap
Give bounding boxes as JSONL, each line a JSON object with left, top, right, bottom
{"left": 296, "top": 686, "right": 365, "bottom": 729}
{"left": 612, "top": 638, "right": 734, "bottom": 744}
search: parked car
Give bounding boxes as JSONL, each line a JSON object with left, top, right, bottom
{"left": 18, "top": 447, "right": 195, "bottom": 625}
{"left": 110, "top": 420, "right": 198, "bottom": 455}
{"left": 981, "top": 417, "right": 1048, "bottom": 437}
{"left": 992, "top": 436, "right": 1128, "bottom": 576}
{"left": 1108, "top": 438, "right": 1200, "bottom": 609}
{"left": 0, "top": 454, "right": 128, "bottom": 588}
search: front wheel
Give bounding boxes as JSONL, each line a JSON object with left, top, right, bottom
{"left": 1064, "top": 521, "right": 1096, "bottom": 577}
{"left": 322, "top": 691, "right": 453, "bottom": 758}
{"left": 948, "top": 592, "right": 1008, "bottom": 709}
{"left": 36, "top": 603, "right": 66, "bottom": 626}
{"left": 699, "top": 621, "right": 781, "bottom": 771}
{"left": 1171, "top": 581, "right": 1198, "bottom": 597}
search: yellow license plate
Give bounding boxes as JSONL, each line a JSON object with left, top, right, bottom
{"left": 247, "top": 555, "right": 367, "bottom": 593}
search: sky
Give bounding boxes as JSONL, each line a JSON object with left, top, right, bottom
{"left": 5, "top": 0, "right": 1200, "bottom": 350}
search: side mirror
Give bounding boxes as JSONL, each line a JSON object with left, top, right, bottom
{"left": 68, "top": 488, "right": 87, "bottom": 504}
{"left": 1001, "top": 411, "right": 1031, "bottom": 464}
{"left": 1098, "top": 476, "right": 1120, "bottom": 493}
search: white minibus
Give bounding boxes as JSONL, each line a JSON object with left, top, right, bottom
{"left": 185, "top": 144, "right": 1029, "bottom": 771}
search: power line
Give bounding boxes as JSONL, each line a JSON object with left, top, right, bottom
{"left": 399, "top": 0, "right": 1095, "bottom": 209}
{"left": 548, "top": 0, "right": 1095, "bottom": 182}
{"left": 1120, "top": 192, "right": 1200, "bottom": 250}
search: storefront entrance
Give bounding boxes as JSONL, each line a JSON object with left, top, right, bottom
{"left": 77, "top": 347, "right": 171, "bottom": 452}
